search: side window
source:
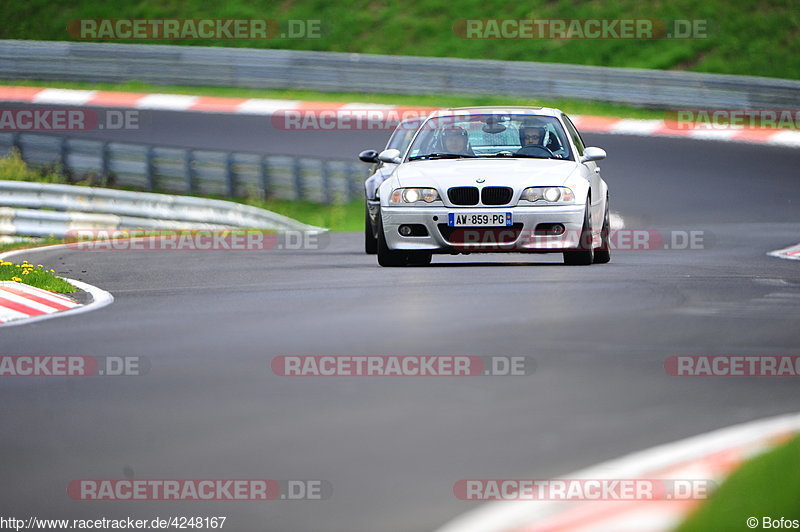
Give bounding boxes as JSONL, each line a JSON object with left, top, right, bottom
{"left": 562, "top": 115, "right": 586, "bottom": 156}
{"left": 387, "top": 120, "right": 422, "bottom": 155}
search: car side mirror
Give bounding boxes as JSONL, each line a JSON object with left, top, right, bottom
{"left": 377, "top": 149, "right": 402, "bottom": 164}
{"left": 581, "top": 147, "right": 607, "bottom": 163}
{"left": 358, "top": 149, "right": 379, "bottom": 163}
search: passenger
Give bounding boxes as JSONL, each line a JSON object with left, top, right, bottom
{"left": 442, "top": 126, "right": 474, "bottom": 155}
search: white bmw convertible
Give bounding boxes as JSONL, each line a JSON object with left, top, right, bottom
{"left": 373, "top": 107, "right": 611, "bottom": 267}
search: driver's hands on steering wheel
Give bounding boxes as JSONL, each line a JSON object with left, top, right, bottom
{"left": 515, "top": 145, "right": 555, "bottom": 157}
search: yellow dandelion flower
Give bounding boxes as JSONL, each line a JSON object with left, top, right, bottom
{"left": 11, "top": 277, "right": 22, "bottom": 282}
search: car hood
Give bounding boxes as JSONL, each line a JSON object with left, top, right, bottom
{"left": 394, "top": 158, "right": 579, "bottom": 189}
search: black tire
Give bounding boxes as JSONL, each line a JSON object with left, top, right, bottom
{"left": 365, "top": 205, "right": 377, "bottom": 255}
{"left": 377, "top": 217, "right": 409, "bottom": 267}
{"left": 376, "top": 217, "right": 433, "bottom": 267}
{"left": 563, "top": 200, "right": 594, "bottom": 266}
{"left": 406, "top": 251, "right": 432, "bottom": 266}
{"left": 593, "top": 198, "right": 611, "bottom": 264}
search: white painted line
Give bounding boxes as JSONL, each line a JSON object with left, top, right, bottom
{"left": 32, "top": 88, "right": 97, "bottom": 105}
{"left": 434, "top": 412, "right": 800, "bottom": 532}
{"left": 687, "top": 129, "right": 740, "bottom": 141}
{"left": 768, "top": 130, "right": 800, "bottom": 147}
{"left": 768, "top": 242, "right": 800, "bottom": 261}
{"left": 609, "top": 119, "right": 664, "bottom": 135}
{"left": 339, "top": 102, "right": 398, "bottom": 110}
{"left": 236, "top": 99, "right": 300, "bottom": 115}
{"left": 135, "top": 93, "right": 198, "bottom": 110}
{"left": 0, "top": 244, "right": 114, "bottom": 327}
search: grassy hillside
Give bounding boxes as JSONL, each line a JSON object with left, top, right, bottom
{"left": 1, "top": 0, "right": 798, "bottom": 80}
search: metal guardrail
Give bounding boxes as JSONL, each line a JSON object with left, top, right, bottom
{"left": 2, "top": 40, "right": 800, "bottom": 109}
{"left": 0, "top": 132, "right": 367, "bottom": 205}
{"left": 0, "top": 180, "right": 326, "bottom": 238}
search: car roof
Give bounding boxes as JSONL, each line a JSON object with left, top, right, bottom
{"left": 430, "top": 106, "right": 562, "bottom": 118}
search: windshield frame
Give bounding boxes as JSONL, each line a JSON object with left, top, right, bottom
{"left": 403, "top": 112, "right": 576, "bottom": 163}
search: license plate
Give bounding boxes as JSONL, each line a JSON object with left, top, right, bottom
{"left": 448, "top": 212, "right": 512, "bottom": 227}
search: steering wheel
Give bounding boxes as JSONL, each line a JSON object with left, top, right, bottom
{"left": 515, "top": 145, "right": 555, "bottom": 157}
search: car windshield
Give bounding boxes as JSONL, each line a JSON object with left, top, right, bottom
{"left": 407, "top": 113, "right": 573, "bottom": 161}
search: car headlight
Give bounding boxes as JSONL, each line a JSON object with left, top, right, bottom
{"left": 389, "top": 188, "right": 441, "bottom": 204}
{"left": 519, "top": 187, "right": 575, "bottom": 204}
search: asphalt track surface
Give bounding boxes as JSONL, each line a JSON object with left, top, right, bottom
{"left": 2, "top": 104, "right": 800, "bottom": 532}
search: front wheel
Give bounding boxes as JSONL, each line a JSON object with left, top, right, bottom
{"left": 593, "top": 198, "right": 611, "bottom": 264}
{"left": 563, "top": 200, "right": 594, "bottom": 266}
{"left": 376, "top": 217, "right": 432, "bottom": 267}
{"left": 365, "top": 205, "right": 377, "bottom": 254}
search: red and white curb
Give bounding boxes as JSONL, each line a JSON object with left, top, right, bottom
{"left": 0, "top": 245, "right": 113, "bottom": 327}
{"left": 768, "top": 243, "right": 800, "bottom": 261}
{"left": 2, "top": 85, "right": 800, "bottom": 147}
{"left": 0, "top": 281, "right": 80, "bottom": 323}
{"left": 435, "top": 413, "right": 800, "bottom": 532}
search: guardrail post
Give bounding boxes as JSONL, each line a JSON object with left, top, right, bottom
{"left": 225, "top": 152, "right": 236, "bottom": 197}
{"left": 321, "top": 160, "right": 332, "bottom": 204}
{"left": 60, "top": 137, "right": 70, "bottom": 176}
{"left": 260, "top": 155, "right": 271, "bottom": 200}
{"left": 11, "top": 132, "right": 22, "bottom": 159}
{"left": 101, "top": 141, "right": 110, "bottom": 185}
{"left": 348, "top": 163, "right": 362, "bottom": 201}
{"left": 146, "top": 146, "right": 156, "bottom": 191}
{"left": 185, "top": 149, "right": 195, "bottom": 194}
{"left": 293, "top": 157, "right": 303, "bottom": 200}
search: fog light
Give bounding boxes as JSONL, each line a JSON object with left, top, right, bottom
{"left": 552, "top": 224, "right": 565, "bottom": 235}
{"left": 399, "top": 225, "right": 413, "bottom": 236}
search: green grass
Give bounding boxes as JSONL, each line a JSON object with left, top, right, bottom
{"left": 240, "top": 198, "right": 362, "bottom": 232}
{"left": 0, "top": 259, "right": 75, "bottom": 293}
{"left": 0, "top": 79, "right": 667, "bottom": 119}
{"left": 675, "top": 436, "right": 800, "bottom": 531}
{"left": 0, "top": 237, "right": 63, "bottom": 254}
{"left": 0, "top": 148, "right": 68, "bottom": 183}
{"left": 1, "top": 0, "right": 798, "bottom": 80}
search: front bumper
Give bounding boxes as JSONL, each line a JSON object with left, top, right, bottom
{"left": 381, "top": 205, "right": 586, "bottom": 252}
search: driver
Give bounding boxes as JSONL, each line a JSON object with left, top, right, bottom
{"left": 442, "top": 126, "right": 474, "bottom": 155}
{"left": 519, "top": 126, "right": 546, "bottom": 147}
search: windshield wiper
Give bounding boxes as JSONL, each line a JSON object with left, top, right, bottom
{"left": 408, "top": 153, "right": 476, "bottom": 161}
{"left": 510, "top": 153, "right": 558, "bottom": 159}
